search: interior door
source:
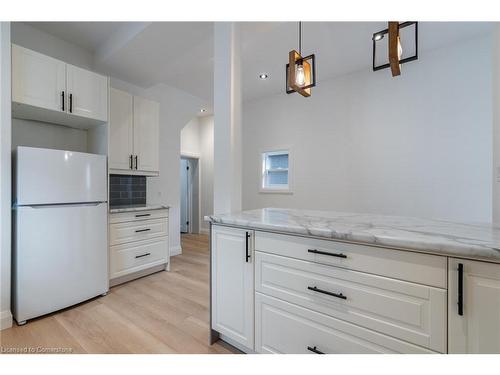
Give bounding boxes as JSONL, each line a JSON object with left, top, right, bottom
{"left": 211, "top": 226, "right": 255, "bottom": 350}
{"left": 66, "top": 64, "right": 108, "bottom": 121}
{"left": 133, "top": 96, "right": 159, "bottom": 173}
{"left": 448, "top": 258, "right": 500, "bottom": 353}
{"left": 180, "top": 159, "right": 189, "bottom": 233}
{"left": 109, "top": 88, "right": 134, "bottom": 171}
{"left": 11, "top": 44, "right": 66, "bottom": 112}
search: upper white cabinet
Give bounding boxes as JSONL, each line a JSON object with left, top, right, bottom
{"left": 66, "top": 64, "right": 108, "bottom": 122}
{"left": 11, "top": 44, "right": 108, "bottom": 129}
{"left": 12, "top": 45, "right": 66, "bottom": 112}
{"left": 448, "top": 258, "right": 500, "bottom": 353}
{"left": 211, "top": 225, "right": 254, "bottom": 351}
{"left": 109, "top": 88, "right": 134, "bottom": 171}
{"left": 133, "top": 96, "right": 160, "bottom": 173}
{"left": 109, "top": 88, "right": 160, "bottom": 175}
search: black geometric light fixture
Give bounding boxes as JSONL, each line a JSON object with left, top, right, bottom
{"left": 372, "top": 21, "right": 418, "bottom": 77}
{"left": 286, "top": 22, "right": 316, "bottom": 97}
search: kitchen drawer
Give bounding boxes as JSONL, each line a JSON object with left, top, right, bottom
{"left": 255, "top": 293, "right": 436, "bottom": 354}
{"left": 109, "top": 209, "right": 168, "bottom": 224}
{"left": 256, "top": 251, "right": 447, "bottom": 352}
{"left": 110, "top": 218, "right": 168, "bottom": 246}
{"left": 110, "top": 236, "right": 168, "bottom": 279}
{"left": 255, "top": 231, "right": 446, "bottom": 288}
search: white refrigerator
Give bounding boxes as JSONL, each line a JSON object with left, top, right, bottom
{"left": 13, "top": 146, "right": 108, "bottom": 324}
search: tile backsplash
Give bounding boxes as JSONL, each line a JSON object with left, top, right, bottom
{"left": 110, "top": 175, "right": 146, "bottom": 207}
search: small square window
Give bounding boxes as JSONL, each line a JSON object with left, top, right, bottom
{"left": 261, "top": 150, "right": 291, "bottom": 193}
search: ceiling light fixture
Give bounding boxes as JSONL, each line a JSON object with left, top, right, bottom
{"left": 259, "top": 73, "right": 269, "bottom": 80}
{"left": 372, "top": 21, "right": 418, "bottom": 77}
{"left": 286, "top": 21, "right": 316, "bottom": 97}
{"left": 200, "top": 108, "right": 206, "bottom": 113}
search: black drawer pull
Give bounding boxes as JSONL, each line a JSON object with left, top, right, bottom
{"left": 135, "top": 228, "right": 151, "bottom": 233}
{"left": 308, "top": 249, "right": 347, "bottom": 258}
{"left": 135, "top": 214, "right": 151, "bottom": 217}
{"left": 245, "top": 232, "right": 251, "bottom": 262}
{"left": 308, "top": 286, "right": 347, "bottom": 300}
{"left": 307, "top": 346, "right": 324, "bottom": 354}
{"left": 135, "top": 252, "right": 151, "bottom": 259}
{"left": 61, "top": 91, "right": 65, "bottom": 111}
{"left": 458, "top": 263, "right": 464, "bottom": 316}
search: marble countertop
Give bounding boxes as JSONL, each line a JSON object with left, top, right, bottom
{"left": 110, "top": 204, "right": 169, "bottom": 213}
{"left": 206, "top": 208, "right": 500, "bottom": 262}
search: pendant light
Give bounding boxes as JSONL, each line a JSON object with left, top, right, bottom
{"left": 286, "top": 22, "right": 316, "bottom": 97}
{"left": 372, "top": 21, "right": 418, "bottom": 77}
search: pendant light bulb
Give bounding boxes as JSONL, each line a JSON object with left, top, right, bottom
{"left": 397, "top": 37, "right": 403, "bottom": 60}
{"left": 295, "top": 64, "right": 306, "bottom": 86}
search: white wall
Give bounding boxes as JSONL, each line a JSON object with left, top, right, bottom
{"left": 180, "top": 116, "right": 215, "bottom": 233}
{"left": 0, "top": 22, "right": 12, "bottom": 330}
{"left": 493, "top": 25, "right": 500, "bottom": 224}
{"left": 243, "top": 35, "right": 493, "bottom": 223}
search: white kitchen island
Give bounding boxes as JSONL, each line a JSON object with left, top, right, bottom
{"left": 207, "top": 208, "right": 500, "bottom": 354}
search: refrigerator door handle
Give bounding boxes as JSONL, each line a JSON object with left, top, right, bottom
{"left": 20, "top": 202, "right": 107, "bottom": 209}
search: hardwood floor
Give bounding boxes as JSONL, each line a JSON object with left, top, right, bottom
{"left": 0, "top": 234, "right": 237, "bottom": 354}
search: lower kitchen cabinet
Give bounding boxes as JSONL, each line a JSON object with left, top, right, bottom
{"left": 255, "top": 293, "right": 436, "bottom": 354}
{"left": 448, "top": 258, "right": 500, "bottom": 353}
{"left": 211, "top": 225, "right": 254, "bottom": 351}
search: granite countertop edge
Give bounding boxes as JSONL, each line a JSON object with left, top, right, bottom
{"left": 205, "top": 209, "right": 500, "bottom": 262}
{"left": 110, "top": 204, "right": 170, "bottom": 213}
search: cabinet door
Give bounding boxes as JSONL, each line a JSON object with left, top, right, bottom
{"left": 133, "top": 96, "right": 159, "bottom": 173}
{"left": 449, "top": 258, "right": 500, "bottom": 353}
{"left": 109, "top": 88, "right": 134, "bottom": 170}
{"left": 12, "top": 44, "right": 66, "bottom": 112}
{"left": 66, "top": 64, "right": 108, "bottom": 121}
{"left": 211, "top": 225, "right": 254, "bottom": 350}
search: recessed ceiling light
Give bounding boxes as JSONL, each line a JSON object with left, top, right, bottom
{"left": 200, "top": 108, "right": 206, "bottom": 113}
{"left": 259, "top": 73, "right": 269, "bottom": 80}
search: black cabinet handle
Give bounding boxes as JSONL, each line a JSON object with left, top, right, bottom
{"left": 458, "top": 263, "right": 464, "bottom": 316}
{"left": 308, "top": 286, "right": 347, "bottom": 300}
{"left": 135, "top": 252, "right": 151, "bottom": 259}
{"left": 61, "top": 91, "right": 65, "bottom": 111}
{"left": 129, "top": 155, "right": 133, "bottom": 169}
{"left": 308, "top": 249, "right": 347, "bottom": 259}
{"left": 307, "top": 346, "right": 324, "bottom": 354}
{"left": 245, "top": 231, "right": 251, "bottom": 262}
{"left": 134, "top": 155, "right": 138, "bottom": 170}
{"left": 69, "top": 93, "right": 73, "bottom": 113}
{"left": 135, "top": 228, "right": 151, "bottom": 233}
{"left": 135, "top": 213, "right": 151, "bottom": 218}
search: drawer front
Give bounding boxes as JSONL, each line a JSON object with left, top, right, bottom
{"left": 255, "top": 293, "right": 436, "bottom": 354}
{"left": 109, "top": 209, "right": 168, "bottom": 224}
{"left": 110, "top": 237, "right": 168, "bottom": 279}
{"left": 110, "top": 218, "right": 168, "bottom": 246}
{"left": 255, "top": 231, "right": 446, "bottom": 288}
{"left": 256, "top": 252, "right": 447, "bottom": 352}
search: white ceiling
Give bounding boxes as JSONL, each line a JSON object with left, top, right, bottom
{"left": 26, "top": 22, "right": 493, "bottom": 104}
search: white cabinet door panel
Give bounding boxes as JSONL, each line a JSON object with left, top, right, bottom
{"left": 449, "top": 258, "right": 500, "bottom": 353}
{"left": 109, "top": 88, "right": 134, "bottom": 170}
{"left": 255, "top": 293, "right": 436, "bottom": 354}
{"left": 66, "top": 64, "right": 108, "bottom": 121}
{"left": 256, "top": 251, "right": 447, "bottom": 352}
{"left": 133, "top": 96, "right": 159, "bottom": 173}
{"left": 12, "top": 44, "right": 66, "bottom": 112}
{"left": 211, "top": 225, "right": 254, "bottom": 350}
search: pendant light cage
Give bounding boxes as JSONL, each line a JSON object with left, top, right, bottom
{"left": 286, "top": 22, "right": 316, "bottom": 97}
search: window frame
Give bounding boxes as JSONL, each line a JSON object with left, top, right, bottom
{"left": 259, "top": 147, "right": 293, "bottom": 194}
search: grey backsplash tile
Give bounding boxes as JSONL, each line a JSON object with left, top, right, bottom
{"left": 109, "top": 174, "right": 146, "bottom": 207}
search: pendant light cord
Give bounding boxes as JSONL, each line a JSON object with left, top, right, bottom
{"left": 298, "top": 21, "right": 302, "bottom": 55}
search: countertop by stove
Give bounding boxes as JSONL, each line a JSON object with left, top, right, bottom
{"left": 109, "top": 204, "right": 169, "bottom": 213}
{"left": 206, "top": 208, "right": 500, "bottom": 262}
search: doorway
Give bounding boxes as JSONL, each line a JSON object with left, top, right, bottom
{"left": 180, "top": 157, "right": 200, "bottom": 234}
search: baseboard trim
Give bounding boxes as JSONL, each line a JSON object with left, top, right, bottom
{"left": 110, "top": 263, "right": 167, "bottom": 287}
{"left": 0, "top": 310, "right": 13, "bottom": 330}
{"left": 170, "top": 245, "right": 182, "bottom": 256}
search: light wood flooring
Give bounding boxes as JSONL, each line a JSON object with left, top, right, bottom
{"left": 0, "top": 234, "right": 237, "bottom": 354}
